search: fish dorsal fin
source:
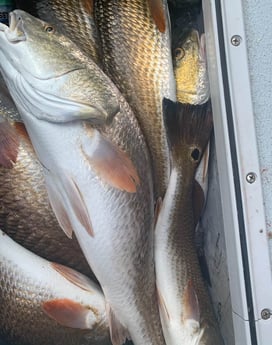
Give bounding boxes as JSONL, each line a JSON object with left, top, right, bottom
{"left": 192, "top": 179, "right": 205, "bottom": 226}
{"left": 148, "top": 0, "right": 166, "bottom": 33}
{"left": 106, "top": 303, "right": 131, "bottom": 345}
{"left": 51, "top": 262, "right": 95, "bottom": 293}
{"left": 182, "top": 280, "right": 200, "bottom": 330}
{"left": 81, "top": 127, "right": 139, "bottom": 193}
{"left": 42, "top": 298, "right": 92, "bottom": 329}
{"left": 157, "top": 287, "right": 170, "bottom": 321}
{"left": 45, "top": 174, "right": 74, "bottom": 239}
{"left": 0, "top": 118, "right": 19, "bottom": 168}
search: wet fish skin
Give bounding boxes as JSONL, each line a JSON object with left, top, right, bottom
{"left": 155, "top": 100, "right": 223, "bottom": 344}
{"left": 94, "top": 0, "right": 176, "bottom": 198}
{"left": 0, "top": 10, "right": 165, "bottom": 345}
{"left": 0, "top": 229, "right": 110, "bottom": 345}
{"left": 0, "top": 119, "right": 94, "bottom": 279}
{"left": 173, "top": 29, "right": 210, "bottom": 105}
{"left": 15, "top": 0, "right": 101, "bottom": 63}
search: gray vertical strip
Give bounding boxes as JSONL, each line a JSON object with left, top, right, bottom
{"left": 214, "top": 1, "right": 258, "bottom": 344}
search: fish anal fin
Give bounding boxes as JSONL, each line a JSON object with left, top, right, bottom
{"left": 157, "top": 287, "right": 170, "bottom": 321}
{"left": 42, "top": 298, "right": 91, "bottom": 329}
{"left": 106, "top": 303, "right": 131, "bottom": 345}
{"left": 148, "top": 0, "right": 166, "bottom": 33}
{"left": 81, "top": 129, "right": 139, "bottom": 193}
{"left": 0, "top": 119, "right": 19, "bottom": 168}
{"left": 192, "top": 179, "right": 205, "bottom": 226}
{"left": 45, "top": 176, "right": 74, "bottom": 239}
{"left": 182, "top": 280, "right": 200, "bottom": 330}
{"left": 51, "top": 262, "right": 94, "bottom": 293}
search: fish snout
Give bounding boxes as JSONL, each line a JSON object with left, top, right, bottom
{"left": 2, "top": 11, "right": 26, "bottom": 42}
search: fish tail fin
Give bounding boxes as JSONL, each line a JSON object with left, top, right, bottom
{"left": 163, "top": 98, "right": 213, "bottom": 167}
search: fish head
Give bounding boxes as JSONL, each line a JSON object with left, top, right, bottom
{"left": 173, "top": 29, "right": 210, "bottom": 105}
{"left": 0, "top": 10, "right": 120, "bottom": 125}
{"left": 0, "top": 10, "right": 84, "bottom": 80}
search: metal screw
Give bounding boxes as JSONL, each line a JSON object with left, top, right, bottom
{"left": 231, "top": 35, "right": 242, "bottom": 46}
{"left": 246, "top": 172, "right": 256, "bottom": 184}
{"left": 261, "top": 308, "right": 271, "bottom": 320}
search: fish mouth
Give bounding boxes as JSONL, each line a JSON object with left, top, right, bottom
{"left": 0, "top": 11, "right": 26, "bottom": 42}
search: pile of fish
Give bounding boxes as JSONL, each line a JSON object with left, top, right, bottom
{"left": 0, "top": 1, "right": 224, "bottom": 345}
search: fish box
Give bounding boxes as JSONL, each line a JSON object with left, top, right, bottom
{"left": 0, "top": 1, "right": 272, "bottom": 345}
{"left": 202, "top": 0, "right": 272, "bottom": 344}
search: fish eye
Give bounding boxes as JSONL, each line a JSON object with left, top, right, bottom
{"left": 174, "top": 48, "right": 185, "bottom": 60}
{"left": 44, "top": 25, "right": 55, "bottom": 33}
{"left": 190, "top": 147, "right": 201, "bottom": 162}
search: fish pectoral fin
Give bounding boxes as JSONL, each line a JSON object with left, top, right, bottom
{"left": 45, "top": 171, "right": 94, "bottom": 238}
{"left": 81, "top": 128, "right": 140, "bottom": 193}
{"left": 0, "top": 118, "right": 19, "bottom": 168}
{"left": 148, "top": 0, "right": 166, "bottom": 33}
{"left": 51, "top": 262, "right": 96, "bottom": 293}
{"left": 106, "top": 303, "right": 131, "bottom": 345}
{"left": 42, "top": 298, "right": 91, "bottom": 329}
{"left": 157, "top": 287, "right": 170, "bottom": 321}
{"left": 182, "top": 280, "right": 200, "bottom": 330}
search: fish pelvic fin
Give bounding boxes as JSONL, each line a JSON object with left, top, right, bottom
{"left": 148, "top": 0, "right": 166, "bottom": 33}
{"left": 106, "top": 303, "right": 131, "bottom": 345}
{"left": 51, "top": 262, "right": 96, "bottom": 293}
{"left": 157, "top": 287, "right": 170, "bottom": 321}
{"left": 45, "top": 171, "right": 94, "bottom": 238}
{"left": 182, "top": 280, "right": 200, "bottom": 330}
{"left": 42, "top": 298, "right": 94, "bottom": 329}
{"left": 163, "top": 98, "right": 213, "bottom": 169}
{"left": 81, "top": 127, "right": 140, "bottom": 193}
{"left": 0, "top": 118, "right": 19, "bottom": 168}
{"left": 45, "top": 173, "right": 74, "bottom": 239}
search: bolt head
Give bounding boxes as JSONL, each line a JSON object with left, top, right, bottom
{"left": 246, "top": 172, "right": 256, "bottom": 184}
{"left": 261, "top": 308, "right": 271, "bottom": 320}
{"left": 231, "top": 35, "right": 242, "bottom": 46}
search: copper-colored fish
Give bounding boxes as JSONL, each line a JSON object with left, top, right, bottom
{"left": 94, "top": 0, "right": 176, "bottom": 198}
{"left": 155, "top": 100, "right": 223, "bottom": 344}
{"left": 0, "top": 229, "right": 110, "bottom": 345}
{"left": 0, "top": 10, "right": 165, "bottom": 345}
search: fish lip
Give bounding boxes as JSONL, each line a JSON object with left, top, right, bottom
{"left": 0, "top": 11, "right": 26, "bottom": 42}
